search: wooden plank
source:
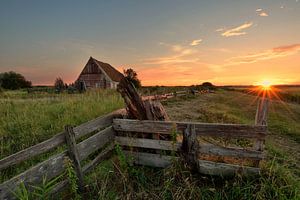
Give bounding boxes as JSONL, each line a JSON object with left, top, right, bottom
{"left": 82, "top": 143, "right": 115, "bottom": 174}
{"left": 115, "top": 137, "right": 181, "bottom": 151}
{"left": 123, "top": 151, "right": 178, "bottom": 168}
{"left": 64, "top": 126, "right": 85, "bottom": 192}
{"left": 253, "top": 97, "right": 269, "bottom": 166}
{"left": 113, "top": 119, "right": 267, "bottom": 139}
{"left": 199, "top": 143, "right": 264, "bottom": 159}
{"left": 254, "top": 97, "right": 269, "bottom": 151}
{"left": 77, "top": 126, "right": 115, "bottom": 161}
{"left": 0, "top": 127, "right": 115, "bottom": 200}
{"left": 0, "top": 109, "right": 125, "bottom": 171}
{"left": 198, "top": 160, "right": 260, "bottom": 177}
{"left": 182, "top": 124, "right": 198, "bottom": 170}
{"left": 50, "top": 144, "right": 115, "bottom": 197}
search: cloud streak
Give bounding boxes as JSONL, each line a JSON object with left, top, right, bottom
{"left": 256, "top": 8, "right": 269, "bottom": 17}
{"left": 226, "top": 44, "right": 300, "bottom": 65}
{"left": 259, "top": 12, "right": 268, "bottom": 17}
{"left": 220, "top": 22, "right": 253, "bottom": 37}
{"left": 190, "top": 39, "right": 203, "bottom": 46}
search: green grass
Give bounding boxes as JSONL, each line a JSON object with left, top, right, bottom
{"left": 1, "top": 89, "right": 300, "bottom": 199}
{"left": 0, "top": 89, "right": 123, "bottom": 182}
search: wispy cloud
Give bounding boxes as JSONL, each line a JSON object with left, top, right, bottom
{"left": 256, "top": 8, "right": 269, "bottom": 17}
{"left": 190, "top": 39, "right": 203, "bottom": 46}
{"left": 144, "top": 44, "right": 198, "bottom": 65}
{"left": 220, "top": 22, "right": 253, "bottom": 37}
{"left": 226, "top": 44, "right": 300, "bottom": 65}
{"left": 259, "top": 12, "right": 268, "bottom": 17}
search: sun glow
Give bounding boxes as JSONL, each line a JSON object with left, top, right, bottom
{"left": 254, "top": 79, "right": 274, "bottom": 90}
{"left": 261, "top": 80, "right": 272, "bottom": 90}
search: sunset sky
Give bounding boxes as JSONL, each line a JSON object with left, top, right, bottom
{"left": 0, "top": 0, "right": 299, "bottom": 86}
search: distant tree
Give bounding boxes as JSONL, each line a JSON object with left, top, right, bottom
{"left": 54, "top": 77, "right": 65, "bottom": 92}
{"left": 0, "top": 71, "right": 32, "bottom": 90}
{"left": 201, "top": 82, "right": 216, "bottom": 90}
{"left": 123, "top": 68, "right": 141, "bottom": 88}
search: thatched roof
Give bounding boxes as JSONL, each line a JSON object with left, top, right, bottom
{"left": 91, "top": 57, "right": 124, "bottom": 82}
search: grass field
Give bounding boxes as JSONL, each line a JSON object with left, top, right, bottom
{"left": 1, "top": 88, "right": 300, "bottom": 199}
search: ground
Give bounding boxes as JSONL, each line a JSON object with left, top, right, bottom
{"left": 1, "top": 89, "right": 299, "bottom": 199}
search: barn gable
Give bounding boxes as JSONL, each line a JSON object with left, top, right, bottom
{"left": 76, "top": 57, "right": 124, "bottom": 89}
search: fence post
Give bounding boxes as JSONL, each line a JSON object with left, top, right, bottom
{"left": 253, "top": 96, "right": 269, "bottom": 166}
{"left": 64, "top": 125, "right": 85, "bottom": 192}
{"left": 182, "top": 124, "right": 198, "bottom": 171}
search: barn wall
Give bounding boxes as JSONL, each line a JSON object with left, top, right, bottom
{"left": 77, "top": 61, "right": 115, "bottom": 89}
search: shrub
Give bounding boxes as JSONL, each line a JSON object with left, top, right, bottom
{"left": 0, "top": 71, "right": 32, "bottom": 90}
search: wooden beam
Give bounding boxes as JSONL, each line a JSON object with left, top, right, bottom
{"left": 115, "top": 136, "right": 181, "bottom": 151}
{"left": 49, "top": 144, "right": 115, "bottom": 197}
{"left": 123, "top": 151, "right": 178, "bottom": 168}
{"left": 0, "top": 109, "right": 125, "bottom": 171}
{"left": 0, "top": 127, "right": 115, "bottom": 200}
{"left": 198, "top": 160, "right": 260, "bottom": 176}
{"left": 64, "top": 126, "right": 85, "bottom": 192}
{"left": 76, "top": 126, "right": 115, "bottom": 161}
{"left": 199, "top": 143, "right": 264, "bottom": 159}
{"left": 253, "top": 97, "right": 269, "bottom": 166}
{"left": 182, "top": 124, "right": 198, "bottom": 170}
{"left": 82, "top": 144, "right": 115, "bottom": 174}
{"left": 113, "top": 119, "right": 267, "bottom": 139}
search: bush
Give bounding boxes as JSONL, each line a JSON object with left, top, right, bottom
{"left": 0, "top": 71, "right": 32, "bottom": 90}
{"left": 54, "top": 77, "right": 65, "bottom": 92}
{"left": 201, "top": 82, "right": 216, "bottom": 90}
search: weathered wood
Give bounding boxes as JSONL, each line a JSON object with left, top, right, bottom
{"left": 198, "top": 160, "right": 260, "bottom": 176}
{"left": 50, "top": 144, "right": 115, "bottom": 197}
{"left": 0, "top": 127, "right": 115, "bottom": 200}
{"left": 117, "top": 77, "right": 147, "bottom": 119}
{"left": 124, "top": 151, "right": 178, "bottom": 168}
{"left": 255, "top": 97, "right": 269, "bottom": 126}
{"left": 77, "top": 126, "right": 115, "bottom": 161}
{"left": 0, "top": 109, "right": 125, "bottom": 171}
{"left": 64, "top": 126, "right": 85, "bottom": 192}
{"left": 199, "top": 143, "right": 264, "bottom": 159}
{"left": 117, "top": 77, "right": 169, "bottom": 122}
{"left": 82, "top": 143, "right": 115, "bottom": 174}
{"left": 182, "top": 124, "right": 198, "bottom": 170}
{"left": 113, "top": 119, "right": 267, "bottom": 139}
{"left": 253, "top": 97, "right": 269, "bottom": 166}
{"left": 0, "top": 152, "right": 67, "bottom": 200}
{"left": 116, "top": 136, "right": 181, "bottom": 151}
{"left": 144, "top": 99, "right": 169, "bottom": 121}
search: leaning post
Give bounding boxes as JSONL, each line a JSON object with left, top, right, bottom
{"left": 64, "top": 125, "right": 85, "bottom": 192}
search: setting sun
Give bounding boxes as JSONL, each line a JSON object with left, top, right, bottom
{"left": 261, "top": 80, "right": 272, "bottom": 90}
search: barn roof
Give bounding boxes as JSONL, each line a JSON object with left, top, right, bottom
{"left": 91, "top": 57, "right": 124, "bottom": 82}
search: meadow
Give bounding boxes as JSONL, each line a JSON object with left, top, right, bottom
{"left": 1, "top": 88, "right": 300, "bottom": 199}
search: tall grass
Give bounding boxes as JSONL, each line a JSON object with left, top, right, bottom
{"left": 0, "top": 89, "right": 123, "bottom": 182}
{"left": 0, "top": 89, "right": 123, "bottom": 158}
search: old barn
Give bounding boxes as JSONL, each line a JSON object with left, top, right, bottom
{"left": 76, "top": 57, "right": 123, "bottom": 89}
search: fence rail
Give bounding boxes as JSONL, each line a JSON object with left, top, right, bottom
{"left": 0, "top": 109, "right": 125, "bottom": 200}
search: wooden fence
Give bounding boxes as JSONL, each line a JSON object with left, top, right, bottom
{"left": 113, "top": 119, "right": 267, "bottom": 176}
{"left": 0, "top": 97, "right": 268, "bottom": 199}
{"left": 0, "top": 109, "right": 126, "bottom": 199}
{"left": 142, "top": 89, "right": 212, "bottom": 101}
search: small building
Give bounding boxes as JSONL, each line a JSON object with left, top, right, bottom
{"left": 76, "top": 57, "right": 124, "bottom": 89}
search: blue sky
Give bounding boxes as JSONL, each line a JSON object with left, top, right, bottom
{"left": 0, "top": 0, "right": 299, "bottom": 85}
